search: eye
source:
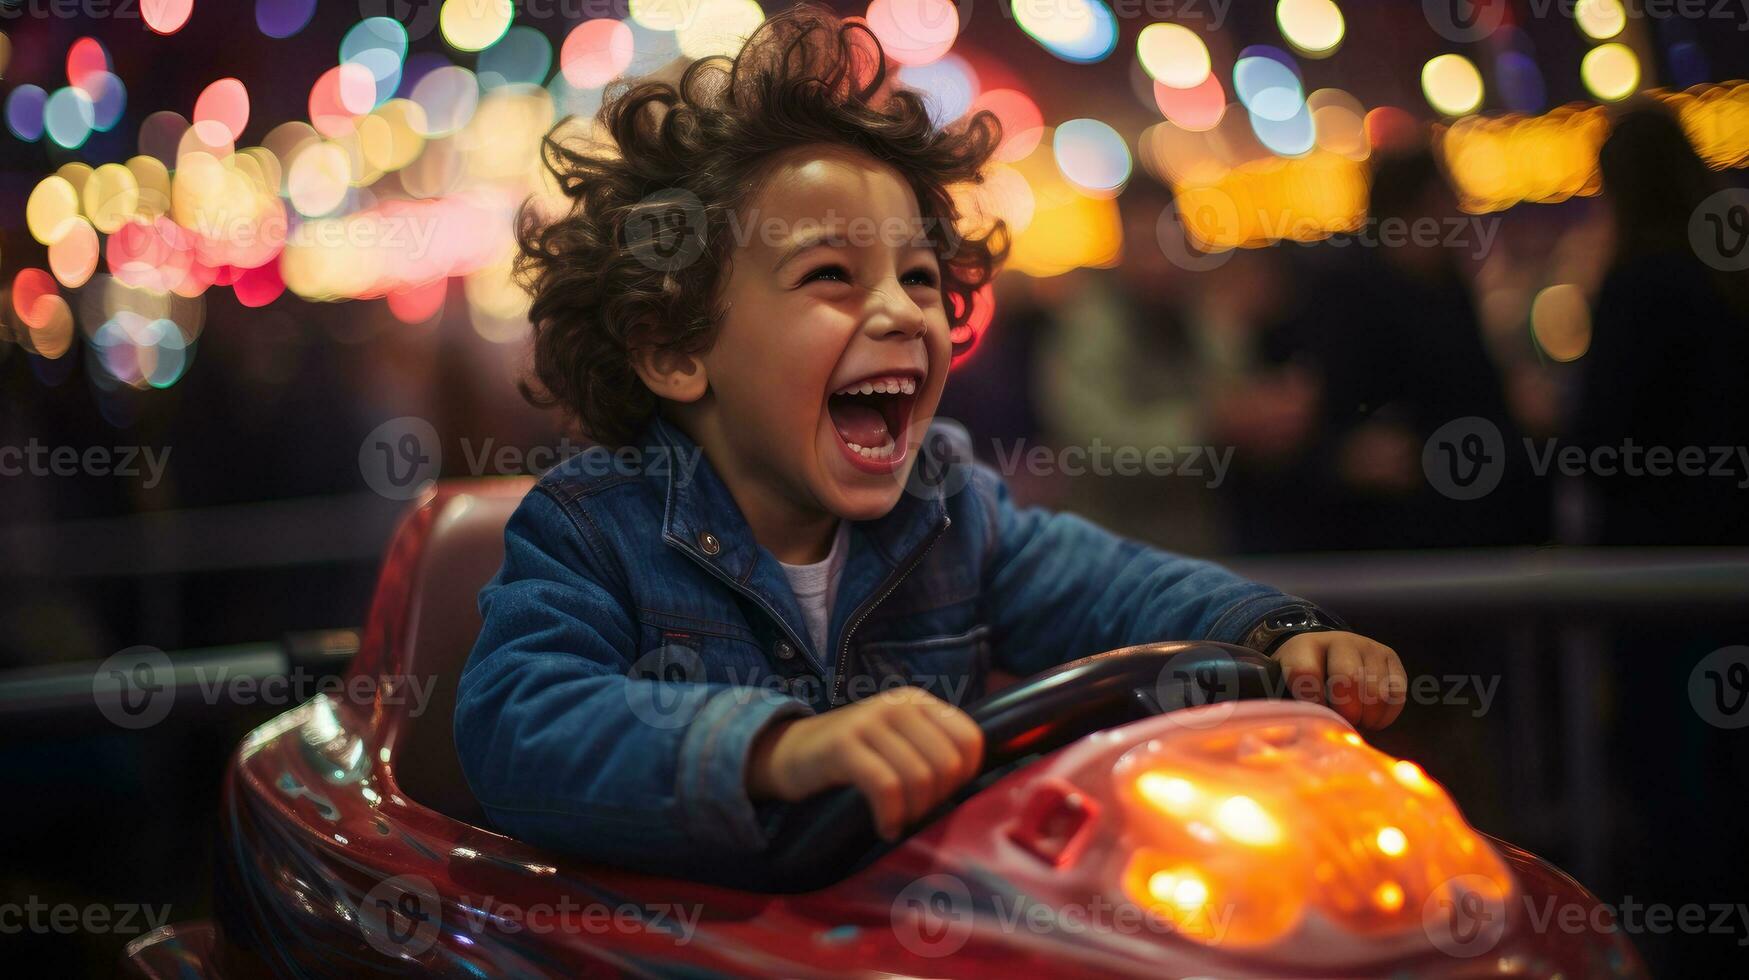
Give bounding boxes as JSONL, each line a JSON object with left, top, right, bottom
{"left": 901, "top": 265, "right": 939, "bottom": 287}
{"left": 801, "top": 264, "right": 850, "bottom": 285}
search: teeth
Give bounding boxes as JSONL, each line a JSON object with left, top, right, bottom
{"left": 833, "top": 376, "right": 919, "bottom": 397}
{"left": 842, "top": 438, "right": 897, "bottom": 460}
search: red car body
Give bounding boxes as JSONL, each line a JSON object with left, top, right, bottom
{"left": 123, "top": 481, "right": 1645, "bottom": 977}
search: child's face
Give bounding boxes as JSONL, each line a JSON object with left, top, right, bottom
{"left": 694, "top": 146, "right": 952, "bottom": 524}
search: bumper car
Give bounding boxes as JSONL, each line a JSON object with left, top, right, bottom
{"left": 122, "top": 480, "right": 1646, "bottom": 977}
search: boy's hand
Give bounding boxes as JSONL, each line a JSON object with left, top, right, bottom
{"left": 1272, "top": 631, "right": 1406, "bottom": 730}
{"left": 746, "top": 687, "right": 984, "bottom": 841}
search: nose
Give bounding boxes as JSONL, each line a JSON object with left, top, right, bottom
{"left": 861, "top": 276, "right": 928, "bottom": 341}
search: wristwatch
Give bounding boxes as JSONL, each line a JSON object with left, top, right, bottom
{"left": 1242, "top": 605, "right": 1347, "bottom": 656}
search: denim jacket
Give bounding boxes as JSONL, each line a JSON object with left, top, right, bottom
{"left": 455, "top": 416, "right": 1322, "bottom": 878}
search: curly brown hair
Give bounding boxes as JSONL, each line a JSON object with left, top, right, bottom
{"left": 513, "top": 4, "right": 1008, "bottom": 446}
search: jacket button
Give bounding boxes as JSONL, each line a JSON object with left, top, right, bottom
{"left": 774, "top": 640, "right": 796, "bottom": 661}
{"left": 697, "top": 531, "right": 721, "bottom": 555}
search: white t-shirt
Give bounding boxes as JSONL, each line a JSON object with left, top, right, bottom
{"left": 777, "top": 522, "right": 850, "bottom": 659}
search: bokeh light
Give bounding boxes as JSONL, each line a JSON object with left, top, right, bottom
{"left": 256, "top": 0, "right": 316, "bottom": 38}
{"left": 441, "top": 0, "right": 514, "bottom": 52}
{"left": 195, "top": 78, "right": 250, "bottom": 143}
{"left": 1582, "top": 43, "right": 1640, "bottom": 101}
{"left": 630, "top": 0, "right": 699, "bottom": 32}
{"left": 23, "top": 294, "right": 75, "bottom": 359}
{"left": 866, "top": 0, "right": 960, "bottom": 67}
{"left": 1276, "top": 0, "right": 1345, "bottom": 57}
{"left": 409, "top": 65, "right": 481, "bottom": 138}
{"left": 27, "top": 176, "right": 81, "bottom": 245}
{"left": 67, "top": 37, "right": 110, "bottom": 91}
{"left": 49, "top": 217, "right": 100, "bottom": 288}
{"left": 900, "top": 54, "right": 978, "bottom": 128}
{"left": 676, "top": 0, "right": 766, "bottom": 60}
{"left": 971, "top": 88, "right": 1044, "bottom": 162}
{"left": 479, "top": 25, "right": 553, "bottom": 88}
{"left": 1252, "top": 103, "right": 1316, "bottom": 156}
{"left": 288, "top": 141, "right": 352, "bottom": 217}
{"left": 1137, "top": 23, "right": 1211, "bottom": 89}
{"left": 310, "top": 63, "right": 379, "bottom": 137}
{"left": 1054, "top": 117, "right": 1132, "bottom": 197}
{"left": 561, "top": 19, "right": 636, "bottom": 88}
{"left": 342, "top": 18, "right": 410, "bottom": 107}
{"left": 83, "top": 163, "right": 141, "bottom": 233}
{"left": 1235, "top": 48, "right": 1305, "bottom": 122}
{"left": 1014, "top": 0, "right": 1119, "bottom": 64}
{"left": 142, "top": 0, "right": 193, "bottom": 35}
{"left": 1497, "top": 50, "right": 1547, "bottom": 114}
{"left": 1308, "top": 89, "right": 1368, "bottom": 160}
{"left": 93, "top": 313, "right": 193, "bottom": 388}
{"left": 1422, "top": 54, "right": 1484, "bottom": 116}
{"left": 1531, "top": 283, "right": 1592, "bottom": 361}
{"left": 44, "top": 87, "right": 96, "bottom": 148}
{"left": 78, "top": 71, "right": 128, "bottom": 132}
{"left": 6, "top": 84, "right": 47, "bottom": 141}
{"left": 1576, "top": 0, "right": 1626, "bottom": 40}
{"left": 14, "top": 268, "right": 61, "bottom": 328}
{"left": 1154, "top": 74, "right": 1227, "bottom": 132}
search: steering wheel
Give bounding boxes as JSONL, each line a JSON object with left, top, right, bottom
{"left": 762, "top": 641, "right": 1282, "bottom": 892}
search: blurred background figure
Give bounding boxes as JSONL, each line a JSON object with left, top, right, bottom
{"left": 1573, "top": 100, "right": 1749, "bottom": 545}
{"left": 1036, "top": 182, "right": 1319, "bottom": 553}
{"left": 1257, "top": 147, "right": 1550, "bottom": 550}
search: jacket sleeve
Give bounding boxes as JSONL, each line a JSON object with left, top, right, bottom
{"left": 453, "top": 488, "right": 813, "bottom": 874}
{"left": 969, "top": 463, "right": 1321, "bottom": 678}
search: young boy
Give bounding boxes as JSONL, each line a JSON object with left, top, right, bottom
{"left": 457, "top": 8, "right": 1405, "bottom": 882}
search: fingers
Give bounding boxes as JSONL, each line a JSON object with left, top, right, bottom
{"left": 1370, "top": 644, "right": 1407, "bottom": 729}
{"left": 919, "top": 696, "right": 985, "bottom": 778}
{"left": 1273, "top": 632, "right": 1408, "bottom": 730}
{"left": 841, "top": 688, "right": 988, "bottom": 840}
{"left": 1324, "top": 639, "right": 1366, "bottom": 726}
{"left": 840, "top": 741, "right": 907, "bottom": 841}
{"left": 861, "top": 725, "right": 936, "bottom": 836}
{"left": 891, "top": 707, "right": 977, "bottom": 796}
{"left": 1273, "top": 637, "right": 1326, "bottom": 704}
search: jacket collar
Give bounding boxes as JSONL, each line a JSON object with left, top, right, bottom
{"left": 641, "top": 414, "right": 949, "bottom": 670}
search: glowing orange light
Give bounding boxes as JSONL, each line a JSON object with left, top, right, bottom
{"left": 1138, "top": 772, "right": 1198, "bottom": 814}
{"left": 1115, "top": 706, "right": 1516, "bottom": 951}
{"left": 1215, "top": 794, "right": 1282, "bottom": 846}
{"left": 1375, "top": 826, "right": 1407, "bottom": 856}
{"left": 1392, "top": 759, "right": 1428, "bottom": 788}
{"left": 1148, "top": 867, "right": 1210, "bottom": 910}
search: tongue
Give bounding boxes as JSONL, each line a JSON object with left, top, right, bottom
{"left": 828, "top": 399, "right": 891, "bottom": 447}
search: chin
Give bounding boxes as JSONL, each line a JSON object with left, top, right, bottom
{"left": 825, "top": 483, "right": 907, "bottom": 522}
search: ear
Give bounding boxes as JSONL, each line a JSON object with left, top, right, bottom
{"left": 630, "top": 342, "right": 709, "bottom": 404}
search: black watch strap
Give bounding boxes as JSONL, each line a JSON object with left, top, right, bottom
{"left": 1243, "top": 604, "right": 1347, "bottom": 656}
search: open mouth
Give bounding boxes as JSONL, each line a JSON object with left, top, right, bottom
{"left": 825, "top": 373, "right": 920, "bottom": 474}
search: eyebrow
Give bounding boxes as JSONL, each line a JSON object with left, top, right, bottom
{"left": 771, "top": 228, "right": 940, "bottom": 275}
{"left": 772, "top": 229, "right": 841, "bottom": 274}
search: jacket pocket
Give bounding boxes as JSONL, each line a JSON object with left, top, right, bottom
{"left": 632, "top": 622, "right": 776, "bottom": 690}
{"left": 855, "top": 624, "right": 992, "bottom": 709}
